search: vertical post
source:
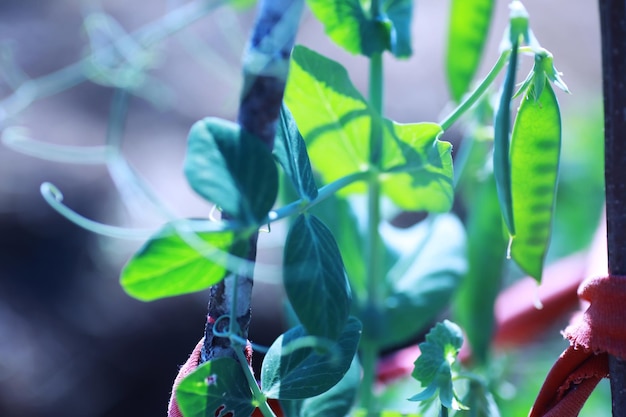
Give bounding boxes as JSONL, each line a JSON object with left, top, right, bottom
{"left": 599, "top": 0, "right": 626, "bottom": 415}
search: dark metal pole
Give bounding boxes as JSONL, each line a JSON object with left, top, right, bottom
{"left": 599, "top": 0, "right": 626, "bottom": 415}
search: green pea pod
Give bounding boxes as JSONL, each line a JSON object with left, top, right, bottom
{"left": 510, "top": 82, "right": 561, "bottom": 282}
{"left": 493, "top": 42, "right": 518, "bottom": 236}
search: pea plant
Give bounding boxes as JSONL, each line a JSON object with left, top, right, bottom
{"left": 1, "top": 0, "right": 587, "bottom": 416}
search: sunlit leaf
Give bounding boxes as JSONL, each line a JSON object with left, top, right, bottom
{"left": 380, "top": 121, "right": 453, "bottom": 212}
{"left": 410, "top": 320, "right": 465, "bottom": 410}
{"left": 176, "top": 358, "right": 255, "bottom": 417}
{"left": 284, "top": 45, "right": 371, "bottom": 195}
{"left": 120, "top": 223, "right": 244, "bottom": 301}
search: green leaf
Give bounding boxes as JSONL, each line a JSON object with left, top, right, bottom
{"left": 446, "top": 0, "right": 494, "bottom": 102}
{"left": 310, "top": 195, "right": 367, "bottom": 301}
{"left": 410, "top": 320, "right": 465, "bottom": 410}
{"left": 261, "top": 317, "right": 361, "bottom": 400}
{"left": 384, "top": 0, "right": 413, "bottom": 58}
{"left": 306, "top": 0, "right": 388, "bottom": 57}
{"left": 376, "top": 214, "right": 466, "bottom": 349}
{"left": 176, "top": 358, "right": 255, "bottom": 417}
{"left": 184, "top": 117, "right": 278, "bottom": 225}
{"left": 493, "top": 42, "right": 518, "bottom": 236}
{"left": 286, "top": 46, "right": 454, "bottom": 211}
{"left": 305, "top": 0, "right": 413, "bottom": 58}
{"left": 280, "top": 356, "right": 360, "bottom": 417}
{"left": 284, "top": 214, "right": 352, "bottom": 340}
{"left": 274, "top": 104, "right": 319, "bottom": 201}
{"left": 380, "top": 121, "right": 454, "bottom": 212}
{"left": 454, "top": 172, "right": 506, "bottom": 366}
{"left": 284, "top": 46, "right": 371, "bottom": 195}
{"left": 120, "top": 223, "right": 243, "bottom": 301}
{"left": 510, "top": 82, "right": 561, "bottom": 281}
{"left": 457, "top": 380, "right": 501, "bottom": 417}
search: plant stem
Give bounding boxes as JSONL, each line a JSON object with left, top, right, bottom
{"left": 234, "top": 347, "right": 277, "bottom": 417}
{"left": 599, "top": 0, "right": 626, "bottom": 415}
{"left": 439, "top": 49, "right": 511, "bottom": 131}
{"left": 359, "top": 51, "right": 385, "bottom": 416}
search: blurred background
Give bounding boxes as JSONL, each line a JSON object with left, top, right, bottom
{"left": 0, "top": 0, "right": 607, "bottom": 416}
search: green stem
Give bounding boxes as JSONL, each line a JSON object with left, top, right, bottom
{"left": 358, "top": 51, "right": 385, "bottom": 416}
{"left": 234, "top": 347, "right": 277, "bottom": 417}
{"left": 440, "top": 405, "right": 449, "bottom": 417}
{"left": 439, "top": 49, "right": 510, "bottom": 131}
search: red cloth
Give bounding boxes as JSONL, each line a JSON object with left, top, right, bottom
{"left": 529, "top": 275, "right": 626, "bottom": 417}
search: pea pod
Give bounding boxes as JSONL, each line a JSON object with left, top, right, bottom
{"left": 510, "top": 82, "right": 561, "bottom": 282}
{"left": 493, "top": 41, "right": 518, "bottom": 236}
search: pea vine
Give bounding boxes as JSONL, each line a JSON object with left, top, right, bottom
{"left": 0, "top": 0, "right": 575, "bottom": 416}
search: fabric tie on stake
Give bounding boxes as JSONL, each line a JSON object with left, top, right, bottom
{"left": 529, "top": 274, "right": 626, "bottom": 417}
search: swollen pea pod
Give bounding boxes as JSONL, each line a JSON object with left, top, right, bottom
{"left": 493, "top": 41, "right": 518, "bottom": 236}
{"left": 510, "top": 82, "right": 561, "bottom": 282}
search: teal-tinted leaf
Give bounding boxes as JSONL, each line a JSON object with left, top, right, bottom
{"left": 306, "top": 0, "right": 388, "bottom": 57}
{"left": 306, "top": 0, "right": 413, "bottom": 57}
{"left": 120, "top": 223, "right": 243, "bottom": 301}
{"left": 454, "top": 173, "right": 506, "bottom": 366}
{"left": 184, "top": 117, "right": 278, "bottom": 225}
{"left": 274, "top": 104, "right": 319, "bottom": 201}
{"left": 284, "top": 46, "right": 371, "bottom": 195}
{"left": 310, "top": 195, "right": 367, "bottom": 301}
{"left": 261, "top": 317, "right": 361, "bottom": 399}
{"left": 410, "top": 320, "right": 464, "bottom": 410}
{"left": 380, "top": 121, "right": 454, "bottom": 212}
{"left": 280, "top": 356, "right": 360, "bottom": 417}
{"left": 384, "top": 0, "right": 413, "bottom": 58}
{"left": 176, "top": 358, "right": 255, "bottom": 417}
{"left": 375, "top": 214, "right": 466, "bottom": 349}
{"left": 510, "top": 82, "right": 561, "bottom": 281}
{"left": 493, "top": 42, "right": 518, "bottom": 236}
{"left": 446, "top": 0, "right": 494, "bottom": 102}
{"left": 457, "top": 380, "right": 501, "bottom": 417}
{"left": 284, "top": 214, "right": 352, "bottom": 340}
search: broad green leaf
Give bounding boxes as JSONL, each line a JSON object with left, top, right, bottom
{"left": 274, "top": 104, "right": 319, "bottom": 201}
{"left": 380, "top": 121, "right": 454, "bottom": 212}
{"left": 284, "top": 46, "right": 371, "bottom": 195}
{"left": 284, "top": 214, "right": 352, "bottom": 340}
{"left": 286, "top": 47, "right": 454, "bottom": 211}
{"left": 184, "top": 117, "right": 278, "bottom": 225}
{"left": 510, "top": 82, "right": 561, "bottom": 281}
{"left": 446, "top": 0, "right": 494, "bottom": 102}
{"left": 306, "top": 0, "right": 388, "bottom": 56}
{"left": 374, "top": 214, "right": 466, "bottom": 349}
{"left": 261, "top": 317, "right": 361, "bottom": 400}
{"left": 176, "top": 358, "right": 255, "bottom": 417}
{"left": 493, "top": 42, "right": 518, "bottom": 236}
{"left": 280, "top": 356, "right": 360, "bottom": 417}
{"left": 410, "top": 320, "right": 465, "bottom": 410}
{"left": 120, "top": 223, "right": 244, "bottom": 301}
{"left": 454, "top": 172, "right": 506, "bottom": 366}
